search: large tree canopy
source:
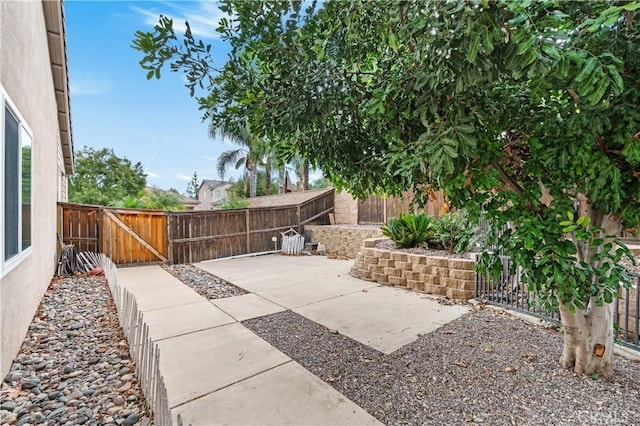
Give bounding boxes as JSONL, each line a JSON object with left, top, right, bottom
{"left": 134, "top": 0, "right": 640, "bottom": 376}
{"left": 69, "top": 147, "right": 147, "bottom": 206}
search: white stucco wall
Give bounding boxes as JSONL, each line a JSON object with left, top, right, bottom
{"left": 0, "top": 1, "right": 62, "bottom": 378}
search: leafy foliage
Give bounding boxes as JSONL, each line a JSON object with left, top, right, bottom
{"left": 430, "top": 212, "right": 478, "bottom": 254}
{"left": 133, "top": 0, "right": 640, "bottom": 373}
{"left": 219, "top": 192, "right": 249, "bottom": 209}
{"left": 69, "top": 147, "right": 146, "bottom": 206}
{"left": 381, "top": 213, "right": 434, "bottom": 248}
{"left": 382, "top": 211, "right": 478, "bottom": 253}
{"left": 115, "top": 189, "right": 185, "bottom": 211}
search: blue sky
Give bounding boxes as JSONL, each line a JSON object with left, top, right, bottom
{"left": 66, "top": 1, "right": 243, "bottom": 193}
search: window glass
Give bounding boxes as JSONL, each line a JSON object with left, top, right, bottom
{"left": 21, "top": 127, "right": 32, "bottom": 249}
{"left": 4, "top": 106, "right": 19, "bottom": 261}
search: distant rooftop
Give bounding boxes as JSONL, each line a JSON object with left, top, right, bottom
{"left": 245, "top": 188, "right": 334, "bottom": 208}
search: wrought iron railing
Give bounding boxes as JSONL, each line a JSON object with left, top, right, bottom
{"left": 475, "top": 259, "right": 639, "bottom": 352}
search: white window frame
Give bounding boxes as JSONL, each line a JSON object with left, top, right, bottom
{"left": 1, "top": 85, "right": 33, "bottom": 277}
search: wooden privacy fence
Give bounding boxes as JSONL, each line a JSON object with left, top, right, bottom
{"left": 357, "top": 190, "right": 447, "bottom": 224}
{"left": 58, "top": 189, "right": 334, "bottom": 266}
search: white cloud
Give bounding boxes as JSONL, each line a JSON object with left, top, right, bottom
{"left": 201, "top": 155, "right": 217, "bottom": 161}
{"left": 175, "top": 172, "right": 193, "bottom": 181}
{"left": 70, "top": 77, "right": 112, "bottom": 96}
{"left": 131, "top": 1, "right": 227, "bottom": 39}
{"left": 146, "top": 171, "right": 161, "bottom": 178}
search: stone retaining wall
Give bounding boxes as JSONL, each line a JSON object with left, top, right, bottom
{"left": 306, "top": 225, "right": 383, "bottom": 259}
{"left": 350, "top": 238, "right": 476, "bottom": 300}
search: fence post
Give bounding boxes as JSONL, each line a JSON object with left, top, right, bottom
{"left": 99, "top": 207, "right": 106, "bottom": 257}
{"left": 297, "top": 205, "right": 302, "bottom": 233}
{"left": 245, "top": 209, "right": 251, "bottom": 254}
{"left": 188, "top": 219, "right": 193, "bottom": 264}
{"left": 165, "top": 211, "right": 172, "bottom": 265}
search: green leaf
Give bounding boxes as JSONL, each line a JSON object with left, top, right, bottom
{"left": 606, "top": 64, "right": 624, "bottom": 92}
{"left": 467, "top": 35, "right": 480, "bottom": 63}
{"left": 621, "top": 2, "right": 640, "bottom": 11}
{"left": 576, "top": 216, "right": 590, "bottom": 227}
{"left": 389, "top": 32, "right": 399, "bottom": 52}
{"left": 574, "top": 58, "right": 597, "bottom": 83}
{"left": 541, "top": 44, "right": 560, "bottom": 60}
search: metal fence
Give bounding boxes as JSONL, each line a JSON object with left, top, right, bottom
{"left": 474, "top": 256, "right": 560, "bottom": 322}
{"left": 475, "top": 259, "right": 640, "bottom": 352}
{"left": 103, "top": 256, "right": 173, "bottom": 425}
{"left": 615, "top": 272, "right": 640, "bottom": 350}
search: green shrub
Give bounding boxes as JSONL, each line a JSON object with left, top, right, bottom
{"left": 382, "top": 211, "right": 478, "bottom": 252}
{"left": 430, "top": 212, "right": 477, "bottom": 253}
{"left": 219, "top": 193, "right": 249, "bottom": 209}
{"left": 381, "top": 212, "right": 434, "bottom": 248}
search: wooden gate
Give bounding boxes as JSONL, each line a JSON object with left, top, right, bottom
{"left": 101, "top": 209, "right": 167, "bottom": 265}
{"left": 58, "top": 203, "right": 168, "bottom": 266}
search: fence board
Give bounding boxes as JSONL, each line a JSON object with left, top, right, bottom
{"left": 59, "top": 203, "right": 100, "bottom": 252}
{"left": 358, "top": 196, "right": 385, "bottom": 224}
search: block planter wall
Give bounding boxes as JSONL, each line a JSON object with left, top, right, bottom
{"left": 350, "top": 238, "right": 476, "bottom": 300}
{"left": 306, "top": 225, "right": 383, "bottom": 259}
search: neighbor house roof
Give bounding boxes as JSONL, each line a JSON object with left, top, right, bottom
{"left": 198, "top": 179, "right": 232, "bottom": 193}
{"left": 42, "top": 0, "right": 73, "bottom": 174}
{"left": 245, "top": 188, "right": 334, "bottom": 208}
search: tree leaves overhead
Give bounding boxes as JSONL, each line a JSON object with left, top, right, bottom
{"left": 133, "top": 0, "right": 640, "bottom": 313}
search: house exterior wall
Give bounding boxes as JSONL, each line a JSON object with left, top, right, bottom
{"left": 0, "top": 1, "right": 64, "bottom": 378}
{"left": 197, "top": 182, "right": 233, "bottom": 210}
{"left": 57, "top": 141, "right": 68, "bottom": 202}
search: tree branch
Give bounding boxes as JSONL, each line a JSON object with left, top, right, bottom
{"left": 491, "top": 162, "right": 525, "bottom": 196}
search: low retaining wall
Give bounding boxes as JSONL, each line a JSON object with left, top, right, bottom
{"left": 306, "top": 225, "right": 383, "bottom": 259}
{"left": 350, "top": 238, "right": 476, "bottom": 300}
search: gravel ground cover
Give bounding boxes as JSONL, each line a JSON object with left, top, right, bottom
{"left": 621, "top": 254, "right": 640, "bottom": 274}
{"left": 162, "top": 264, "right": 246, "bottom": 299}
{"left": 0, "top": 274, "right": 151, "bottom": 426}
{"left": 244, "top": 307, "right": 640, "bottom": 426}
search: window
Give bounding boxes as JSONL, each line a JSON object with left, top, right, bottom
{"left": 1, "top": 87, "right": 33, "bottom": 275}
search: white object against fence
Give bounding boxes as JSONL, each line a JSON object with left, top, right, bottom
{"left": 281, "top": 228, "right": 304, "bottom": 255}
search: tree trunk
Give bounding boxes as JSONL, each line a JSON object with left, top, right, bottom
{"left": 302, "top": 160, "right": 309, "bottom": 190}
{"left": 249, "top": 166, "right": 257, "bottom": 198}
{"left": 559, "top": 301, "right": 614, "bottom": 377}
{"left": 558, "top": 208, "right": 623, "bottom": 378}
{"left": 265, "top": 159, "right": 272, "bottom": 196}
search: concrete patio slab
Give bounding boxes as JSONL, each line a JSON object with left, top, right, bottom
{"left": 257, "top": 276, "right": 377, "bottom": 309}
{"left": 142, "top": 301, "right": 235, "bottom": 341}
{"left": 295, "top": 286, "right": 469, "bottom": 354}
{"left": 196, "top": 255, "right": 354, "bottom": 293}
{"left": 157, "top": 322, "right": 290, "bottom": 408}
{"left": 211, "top": 293, "right": 286, "bottom": 322}
{"left": 172, "top": 361, "right": 382, "bottom": 426}
{"left": 116, "top": 265, "right": 185, "bottom": 293}
{"left": 131, "top": 285, "right": 204, "bottom": 312}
